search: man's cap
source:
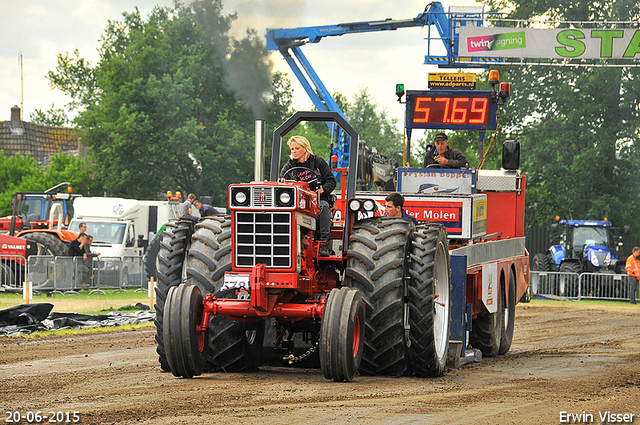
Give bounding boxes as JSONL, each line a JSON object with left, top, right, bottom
{"left": 434, "top": 132, "right": 448, "bottom": 142}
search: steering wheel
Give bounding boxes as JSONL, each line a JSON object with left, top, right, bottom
{"left": 426, "top": 163, "right": 451, "bottom": 169}
{"left": 282, "top": 166, "right": 321, "bottom": 190}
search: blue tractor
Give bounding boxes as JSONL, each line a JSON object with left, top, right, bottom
{"left": 533, "top": 218, "right": 629, "bottom": 274}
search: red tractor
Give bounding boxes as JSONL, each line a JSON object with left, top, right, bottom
{"left": 154, "top": 112, "right": 452, "bottom": 381}
{"left": 0, "top": 183, "right": 81, "bottom": 286}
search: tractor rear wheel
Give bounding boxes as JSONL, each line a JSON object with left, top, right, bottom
{"left": 23, "top": 232, "right": 68, "bottom": 257}
{"left": 345, "top": 217, "right": 413, "bottom": 376}
{"left": 498, "top": 268, "right": 516, "bottom": 355}
{"left": 163, "top": 283, "right": 207, "bottom": 378}
{"left": 206, "top": 290, "right": 265, "bottom": 372}
{"left": 186, "top": 216, "right": 264, "bottom": 372}
{"left": 319, "top": 287, "right": 365, "bottom": 382}
{"left": 154, "top": 219, "right": 193, "bottom": 371}
{"left": 143, "top": 232, "right": 161, "bottom": 281}
{"left": 407, "top": 223, "right": 451, "bottom": 377}
{"left": 531, "top": 253, "right": 551, "bottom": 272}
{"left": 559, "top": 262, "right": 581, "bottom": 297}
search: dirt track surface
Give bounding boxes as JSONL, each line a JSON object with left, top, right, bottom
{"left": 2, "top": 302, "right": 639, "bottom": 425}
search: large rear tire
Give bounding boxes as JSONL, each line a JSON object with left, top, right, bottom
{"left": 320, "top": 287, "right": 365, "bottom": 382}
{"left": 559, "top": 261, "right": 581, "bottom": 297}
{"left": 164, "top": 283, "right": 207, "bottom": 378}
{"left": 531, "top": 253, "right": 551, "bottom": 272}
{"left": 408, "top": 223, "right": 451, "bottom": 377}
{"left": 498, "top": 268, "right": 516, "bottom": 355}
{"left": 23, "top": 232, "right": 68, "bottom": 257}
{"left": 143, "top": 232, "right": 161, "bottom": 281}
{"left": 186, "top": 216, "right": 264, "bottom": 372}
{"left": 154, "top": 219, "right": 193, "bottom": 371}
{"left": 345, "top": 217, "right": 413, "bottom": 376}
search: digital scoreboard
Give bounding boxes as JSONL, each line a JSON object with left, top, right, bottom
{"left": 405, "top": 90, "right": 498, "bottom": 131}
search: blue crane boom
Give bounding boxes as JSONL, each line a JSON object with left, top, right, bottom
{"left": 265, "top": 2, "right": 498, "bottom": 170}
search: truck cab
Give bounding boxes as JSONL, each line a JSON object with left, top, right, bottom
{"left": 69, "top": 197, "right": 178, "bottom": 258}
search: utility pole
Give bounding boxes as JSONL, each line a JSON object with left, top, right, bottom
{"left": 18, "top": 52, "right": 23, "bottom": 119}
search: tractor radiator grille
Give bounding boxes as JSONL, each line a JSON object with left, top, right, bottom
{"left": 234, "top": 211, "right": 292, "bottom": 268}
{"left": 594, "top": 251, "right": 608, "bottom": 265}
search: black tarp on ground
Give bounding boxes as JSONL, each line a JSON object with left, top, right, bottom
{"left": 0, "top": 304, "right": 155, "bottom": 336}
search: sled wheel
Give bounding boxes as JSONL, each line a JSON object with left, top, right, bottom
{"left": 320, "top": 287, "right": 365, "bottom": 382}
{"left": 163, "top": 283, "right": 207, "bottom": 378}
{"left": 499, "top": 268, "right": 516, "bottom": 355}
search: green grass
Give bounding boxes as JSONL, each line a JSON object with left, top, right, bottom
{"left": 0, "top": 289, "right": 154, "bottom": 315}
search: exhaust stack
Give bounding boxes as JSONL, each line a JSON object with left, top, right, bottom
{"left": 254, "top": 119, "right": 266, "bottom": 182}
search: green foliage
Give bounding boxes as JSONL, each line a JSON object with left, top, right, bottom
{"left": 344, "top": 88, "right": 404, "bottom": 164}
{"left": 29, "top": 104, "right": 70, "bottom": 127}
{"left": 0, "top": 151, "right": 95, "bottom": 215}
{"left": 45, "top": 1, "right": 291, "bottom": 205}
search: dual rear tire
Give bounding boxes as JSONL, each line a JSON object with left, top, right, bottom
{"left": 345, "top": 218, "right": 452, "bottom": 377}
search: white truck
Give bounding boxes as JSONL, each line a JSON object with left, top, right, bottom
{"left": 68, "top": 197, "right": 181, "bottom": 284}
{"left": 69, "top": 197, "right": 179, "bottom": 257}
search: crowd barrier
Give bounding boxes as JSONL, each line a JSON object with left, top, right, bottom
{"left": 530, "top": 271, "right": 639, "bottom": 302}
{"left": 1, "top": 255, "right": 145, "bottom": 293}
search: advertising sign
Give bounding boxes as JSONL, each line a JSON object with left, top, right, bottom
{"left": 458, "top": 27, "right": 640, "bottom": 60}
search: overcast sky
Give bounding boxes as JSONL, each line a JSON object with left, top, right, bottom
{"left": 0, "top": 0, "right": 483, "bottom": 129}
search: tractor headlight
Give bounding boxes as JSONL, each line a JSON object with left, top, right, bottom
{"left": 275, "top": 188, "right": 295, "bottom": 207}
{"left": 235, "top": 191, "right": 247, "bottom": 204}
{"left": 279, "top": 192, "right": 290, "bottom": 204}
{"left": 349, "top": 200, "right": 361, "bottom": 211}
{"left": 589, "top": 249, "right": 599, "bottom": 266}
{"left": 604, "top": 251, "right": 611, "bottom": 266}
{"left": 363, "top": 200, "right": 375, "bottom": 211}
{"left": 231, "top": 187, "right": 250, "bottom": 207}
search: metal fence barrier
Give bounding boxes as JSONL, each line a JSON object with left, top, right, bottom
{"left": 530, "top": 271, "right": 639, "bottom": 302}
{"left": 1, "top": 255, "right": 28, "bottom": 289}
{"left": 0, "top": 255, "right": 145, "bottom": 294}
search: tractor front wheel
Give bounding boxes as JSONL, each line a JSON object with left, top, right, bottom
{"left": 163, "top": 283, "right": 207, "bottom": 378}
{"left": 319, "top": 287, "right": 365, "bottom": 382}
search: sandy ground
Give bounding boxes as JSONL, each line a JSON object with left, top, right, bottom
{"left": 1, "top": 301, "right": 639, "bottom": 425}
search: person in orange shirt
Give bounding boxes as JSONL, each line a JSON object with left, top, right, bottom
{"left": 624, "top": 246, "right": 640, "bottom": 304}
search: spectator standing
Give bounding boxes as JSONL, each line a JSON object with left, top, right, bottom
{"left": 625, "top": 246, "right": 640, "bottom": 304}
{"left": 180, "top": 193, "right": 197, "bottom": 217}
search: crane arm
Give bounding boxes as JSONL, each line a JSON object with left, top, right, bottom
{"left": 266, "top": 2, "right": 451, "bottom": 54}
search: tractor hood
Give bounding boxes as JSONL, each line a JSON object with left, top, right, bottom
{"left": 0, "top": 233, "right": 27, "bottom": 257}
{"left": 583, "top": 244, "right": 615, "bottom": 267}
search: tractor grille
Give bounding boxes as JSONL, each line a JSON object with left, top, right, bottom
{"left": 594, "top": 251, "right": 608, "bottom": 266}
{"left": 234, "top": 211, "right": 292, "bottom": 268}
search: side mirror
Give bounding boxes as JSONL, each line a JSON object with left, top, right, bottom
{"left": 624, "top": 225, "right": 631, "bottom": 234}
{"left": 502, "top": 140, "right": 520, "bottom": 170}
{"left": 550, "top": 223, "right": 559, "bottom": 233}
